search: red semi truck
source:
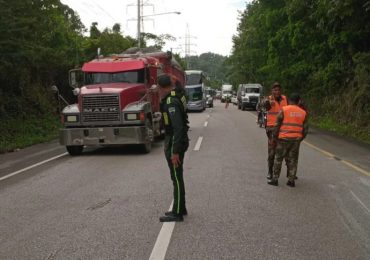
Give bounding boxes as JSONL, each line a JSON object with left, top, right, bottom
{"left": 59, "top": 48, "right": 185, "bottom": 155}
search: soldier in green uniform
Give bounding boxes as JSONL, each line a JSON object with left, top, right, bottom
{"left": 158, "top": 74, "right": 189, "bottom": 222}
{"left": 268, "top": 93, "right": 309, "bottom": 187}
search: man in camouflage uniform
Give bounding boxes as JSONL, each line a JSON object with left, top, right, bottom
{"left": 268, "top": 93, "right": 308, "bottom": 187}
{"left": 158, "top": 74, "right": 189, "bottom": 222}
{"left": 264, "top": 83, "right": 288, "bottom": 180}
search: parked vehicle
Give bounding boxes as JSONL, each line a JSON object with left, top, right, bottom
{"left": 185, "top": 70, "right": 207, "bottom": 111}
{"left": 237, "top": 83, "right": 263, "bottom": 110}
{"left": 231, "top": 95, "right": 238, "bottom": 105}
{"left": 205, "top": 87, "right": 215, "bottom": 108}
{"left": 215, "top": 90, "right": 222, "bottom": 99}
{"left": 57, "top": 48, "right": 185, "bottom": 155}
{"left": 221, "top": 84, "right": 233, "bottom": 103}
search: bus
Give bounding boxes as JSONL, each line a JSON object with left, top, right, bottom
{"left": 185, "top": 70, "right": 207, "bottom": 111}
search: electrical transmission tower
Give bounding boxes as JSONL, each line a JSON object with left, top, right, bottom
{"left": 182, "top": 24, "right": 197, "bottom": 69}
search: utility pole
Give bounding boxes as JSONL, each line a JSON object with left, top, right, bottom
{"left": 127, "top": 0, "right": 154, "bottom": 48}
{"left": 137, "top": 0, "right": 141, "bottom": 48}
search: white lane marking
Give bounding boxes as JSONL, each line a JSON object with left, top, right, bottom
{"left": 149, "top": 202, "right": 174, "bottom": 260}
{"left": 0, "top": 153, "right": 68, "bottom": 182}
{"left": 204, "top": 121, "right": 208, "bottom": 127}
{"left": 350, "top": 190, "right": 370, "bottom": 215}
{"left": 193, "top": 137, "right": 203, "bottom": 151}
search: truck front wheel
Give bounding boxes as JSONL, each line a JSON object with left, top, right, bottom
{"left": 66, "top": 145, "right": 83, "bottom": 156}
{"left": 140, "top": 142, "right": 152, "bottom": 154}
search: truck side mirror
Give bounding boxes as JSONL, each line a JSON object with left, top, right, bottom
{"left": 150, "top": 84, "right": 158, "bottom": 91}
{"left": 69, "top": 69, "right": 82, "bottom": 88}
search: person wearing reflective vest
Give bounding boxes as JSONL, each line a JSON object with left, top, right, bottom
{"left": 263, "top": 82, "right": 288, "bottom": 180}
{"left": 158, "top": 74, "right": 189, "bottom": 222}
{"left": 268, "top": 93, "right": 308, "bottom": 187}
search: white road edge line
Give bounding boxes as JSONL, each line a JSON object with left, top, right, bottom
{"left": 193, "top": 136, "right": 203, "bottom": 151}
{"left": 0, "top": 153, "right": 68, "bottom": 182}
{"left": 204, "top": 121, "right": 208, "bottom": 127}
{"left": 350, "top": 190, "right": 370, "bottom": 215}
{"left": 149, "top": 202, "right": 174, "bottom": 260}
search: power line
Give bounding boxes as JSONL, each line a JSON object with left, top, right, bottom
{"left": 90, "top": 0, "right": 117, "bottom": 23}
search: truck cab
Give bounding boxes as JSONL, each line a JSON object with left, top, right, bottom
{"left": 237, "top": 83, "right": 262, "bottom": 110}
{"left": 60, "top": 49, "right": 185, "bottom": 155}
{"left": 221, "top": 84, "right": 233, "bottom": 103}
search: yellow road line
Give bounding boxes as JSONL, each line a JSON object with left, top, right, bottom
{"left": 302, "top": 141, "right": 335, "bottom": 158}
{"left": 247, "top": 111, "right": 370, "bottom": 177}
{"left": 302, "top": 141, "right": 370, "bottom": 177}
{"left": 341, "top": 160, "right": 370, "bottom": 177}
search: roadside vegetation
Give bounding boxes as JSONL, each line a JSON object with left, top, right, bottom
{"left": 228, "top": 0, "right": 370, "bottom": 144}
{"left": 0, "top": 1, "right": 177, "bottom": 153}
{"left": 1, "top": 1, "right": 369, "bottom": 153}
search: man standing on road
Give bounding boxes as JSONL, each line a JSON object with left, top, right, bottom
{"left": 268, "top": 93, "right": 308, "bottom": 187}
{"left": 264, "top": 82, "right": 288, "bottom": 180}
{"left": 158, "top": 74, "right": 189, "bottom": 222}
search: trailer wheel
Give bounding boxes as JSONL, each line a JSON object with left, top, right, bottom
{"left": 66, "top": 145, "right": 83, "bottom": 156}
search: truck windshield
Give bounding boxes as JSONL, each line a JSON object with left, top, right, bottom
{"left": 186, "top": 86, "right": 203, "bottom": 101}
{"left": 245, "top": 88, "right": 260, "bottom": 93}
{"left": 84, "top": 69, "right": 145, "bottom": 85}
{"left": 186, "top": 74, "right": 202, "bottom": 85}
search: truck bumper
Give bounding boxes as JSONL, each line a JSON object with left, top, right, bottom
{"left": 242, "top": 101, "right": 257, "bottom": 108}
{"left": 59, "top": 126, "right": 152, "bottom": 146}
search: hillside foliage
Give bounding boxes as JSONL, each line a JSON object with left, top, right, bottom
{"left": 228, "top": 0, "right": 370, "bottom": 142}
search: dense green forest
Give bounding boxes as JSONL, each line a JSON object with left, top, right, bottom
{"left": 1, "top": 0, "right": 369, "bottom": 152}
{"left": 0, "top": 0, "right": 173, "bottom": 152}
{"left": 186, "top": 53, "right": 229, "bottom": 88}
{"left": 228, "top": 0, "right": 370, "bottom": 142}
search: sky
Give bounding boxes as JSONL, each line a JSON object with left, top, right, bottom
{"left": 60, "top": 0, "right": 248, "bottom": 57}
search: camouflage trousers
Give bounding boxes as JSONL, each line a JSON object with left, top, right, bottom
{"left": 266, "top": 127, "right": 276, "bottom": 174}
{"left": 273, "top": 139, "right": 302, "bottom": 181}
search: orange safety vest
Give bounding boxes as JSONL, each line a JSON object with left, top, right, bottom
{"left": 278, "top": 105, "right": 307, "bottom": 139}
{"left": 266, "top": 95, "right": 287, "bottom": 127}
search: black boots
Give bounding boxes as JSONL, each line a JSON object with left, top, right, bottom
{"left": 267, "top": 179, "right": 278, "bottom": 186}
{"left": 159, "top": 212, "right": 184, "bottom": 222}
{"left": 165, "top": 209, "right": 187, "bottom": 216}
{"left": 286, "top": 180, "right": 295, "bottom": 187}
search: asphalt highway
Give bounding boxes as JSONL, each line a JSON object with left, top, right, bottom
{"left": 0, "top": 100, "right": 369, "bottom": 259}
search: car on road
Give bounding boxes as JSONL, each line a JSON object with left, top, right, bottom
{"left": 231, "top": 95, "right": 238, "bottom": 105}
{"left": 206, "top": 94, "right": 214, "bottom": 107}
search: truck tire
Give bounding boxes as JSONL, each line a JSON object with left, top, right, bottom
{"left": 66, "top": 145, "right": 83, "bottom": 156}
{"left": 140, "top": 142, "right": 152, "bottom": 154}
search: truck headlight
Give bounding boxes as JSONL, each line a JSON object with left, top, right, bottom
{"left": 125, "top": 112, "right": 145, "bottom": 122}
{"left": 65, "top": 115, "right": 79, "bottom": 122}
{"left": 125, "top": 113, "right": 138, "bottom": 120}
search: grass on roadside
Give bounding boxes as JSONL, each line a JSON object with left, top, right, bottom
{"left": 310, "top": 115, "right": 370, "bottom": 145}
{"left": 0, "top": 114, "right": 61, "bottom": 153}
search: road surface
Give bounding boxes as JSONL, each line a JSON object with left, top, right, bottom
{"left": 1, "top": 100, "right": 369, "bottom": 259}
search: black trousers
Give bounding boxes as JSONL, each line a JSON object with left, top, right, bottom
{"left": 164, "top": 138, "right": 186, "bottom": 215}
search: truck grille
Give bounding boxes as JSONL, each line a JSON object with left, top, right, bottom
{"left": 249, "top": 96, "right": 258, "bottom": 103}
{"left": 82, "top": 95, "right": 120, "bottom": 123}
